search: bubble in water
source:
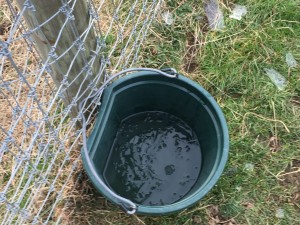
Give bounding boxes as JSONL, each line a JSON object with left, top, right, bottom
{"left": 179, "top": 181, "right": 186, "bottom": 186}
{"left": 164, "top": 164, "right": 175, "bottom": 175}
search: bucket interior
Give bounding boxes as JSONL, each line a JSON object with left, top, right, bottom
{"left": 88, "top": 74, "right": 225, "bottom": 209}
{"left": 104, "top": 110, "right": 202, "bottom": 206}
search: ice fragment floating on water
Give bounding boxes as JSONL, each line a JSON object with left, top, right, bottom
{"left": 286, "top": 52, "right": 298, "bottom": 68}
{"left": 263, "top": 68, "right": 287, "bottom": 91}
{"left": 162, "top": 11, "right": 174, "bottom": 25}
{"left": 204, "top": 0, "right": 225, "bottom": 30}
{"left": 229, "top": 4, "right": 247, "bottom": 21}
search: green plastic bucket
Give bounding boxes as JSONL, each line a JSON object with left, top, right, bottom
{"left": 81, "top": 70, "right": 229, "bottom": 215}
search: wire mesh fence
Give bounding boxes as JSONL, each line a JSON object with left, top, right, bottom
{"left": 0, "top": 0, "right": 163, "bottom": 223}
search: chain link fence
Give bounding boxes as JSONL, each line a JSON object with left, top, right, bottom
{"left": 0, "top": 0, "right": 163, "bottom": 223}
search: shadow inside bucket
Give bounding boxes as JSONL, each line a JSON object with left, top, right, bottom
{"left": 103, "top": 111, "right": 202, "bottom": 206}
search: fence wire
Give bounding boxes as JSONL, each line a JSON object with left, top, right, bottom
{"left": 0, "top": 0, "right": 162, "bottom": 223}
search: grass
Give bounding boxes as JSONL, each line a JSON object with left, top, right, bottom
{"left": 62, "top": 0, "right": 300, "bottom": 224}
{"left": 136, "top": 0, "right": 300, "bottom": 224}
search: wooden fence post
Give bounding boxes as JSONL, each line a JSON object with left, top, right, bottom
{"left": 16, "top": 0, "right": 101, "bottom": 117}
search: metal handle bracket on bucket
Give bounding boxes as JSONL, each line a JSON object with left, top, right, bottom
{"left": 79, "top": 68, "right": 178, "bottom": 214}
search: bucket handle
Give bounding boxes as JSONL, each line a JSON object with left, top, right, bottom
{"left": 79, "top": 68, "right": 178, "bottom": 214}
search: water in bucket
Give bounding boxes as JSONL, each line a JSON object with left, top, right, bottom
{"left": 104, "top": 111, "right": 202, "bottom": 206}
